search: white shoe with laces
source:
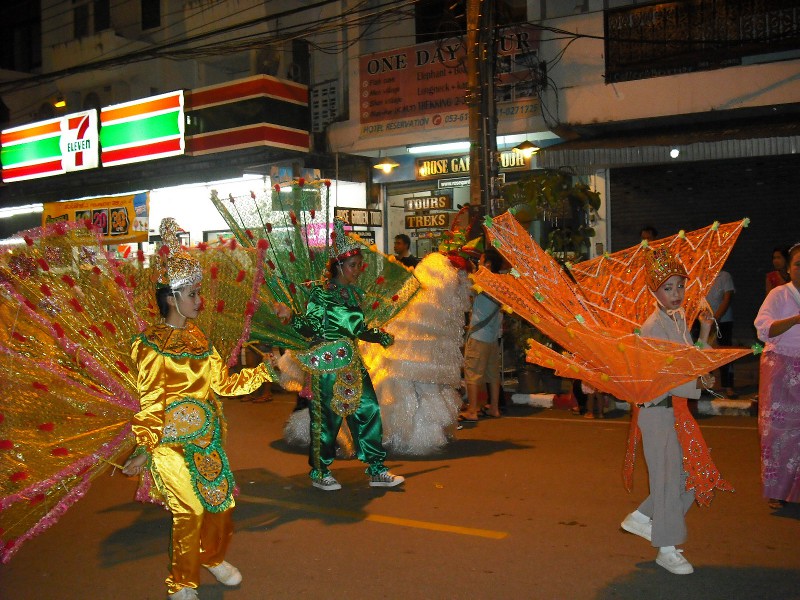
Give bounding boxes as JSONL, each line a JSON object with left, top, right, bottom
{"left": 369, "top": 470, "right": 404, "bottom": 487}
{"left": 206, "top": 560, "right": 242, "bottom": 586}
{"left": 169, "top": 588, "right": 199, "bottom": 599}
{"left": 656, "top": 548, "right": 694, "bottom": 575}
{"left": 621, "top": 512, "right": 652, "bottom": 542}
{"left": 312, "top": 474, "right": 342, "bottom": 491}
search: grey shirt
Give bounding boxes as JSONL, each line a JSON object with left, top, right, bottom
{"left": 640, "top": 308, "right": 702, "bottom": 404}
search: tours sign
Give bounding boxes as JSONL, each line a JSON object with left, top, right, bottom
{"left": 403, "top": 193, "right": 453, "bottom": 212}
{"left": 1, "top": 110, "right": 99, "bottom": 183}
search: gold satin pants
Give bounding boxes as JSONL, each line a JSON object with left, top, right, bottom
{"left": 151, "top": 445, "right": 235, "bottom": 594}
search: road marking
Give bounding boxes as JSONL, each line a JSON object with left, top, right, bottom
{"left": 237, "top": 494, "right": 508, "bottom": 539}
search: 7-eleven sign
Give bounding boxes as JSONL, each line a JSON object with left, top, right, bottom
{"left": 1, "top": 109, "right": 99, "bottom": 182}
{"left": 60, "top": 110, "right": 99, "bottom": 171}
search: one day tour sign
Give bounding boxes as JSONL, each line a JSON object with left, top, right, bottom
{"left": 359, "top": 26, "right": 541, "bottom": 138}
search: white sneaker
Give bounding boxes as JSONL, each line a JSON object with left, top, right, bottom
{"left": 312, "top": 475, "right": 342, "bottom": 491}
{"left": 205, "top": 560, "right": 241, "bottom": 586}
{"left": 656, "top": 548, "right": 694, "bottom": 575}
{"left": 169, "top": 588, "right": 199, "bottom": 600}
{"left": 369, "top": 471, "right": 404, "bottom": 487}
{"left": 621, "top": 512, "right": 652, "bottom": 542}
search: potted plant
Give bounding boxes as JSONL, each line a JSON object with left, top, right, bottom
{"left": 501, "top": 170, "right": 601, "bottom": 263}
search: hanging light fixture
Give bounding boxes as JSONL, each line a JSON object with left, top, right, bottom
{"left": 513, "top": 140, "right": 539, "bottom": 159}
{"left": 373, "top": 152, "right": 399, "bottom": 174}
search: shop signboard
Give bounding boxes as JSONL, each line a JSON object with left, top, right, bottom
{"left": 416, "top": 150, "right": 530, "bottom": 180}
{"left": 1, "top": 109, "right": 99, "bottom": 183}
{"left": 403, "top": 192, "right": 453, "bottom": 212}
{"left": 405, "top": 212, "right": 450, "bottom": 229}
{"left": 353, "top": 230, "right": 376, "bottom": 245}
{"left": 42, "top": 192, "right": 150, "bottom": 244}
{"left": 334, "top": 207, "right": 383, "bottom": 227}
{"left": 186, "top": 75, "right": 309, "bottom": 155}
{"left": 439, "top": 177, "right": 470, "bottom": 188}
{"left": 100, "top": 91, "right": 185, "bottom": 167}
{"left": 359, "top": 25, "right": 540, "bottom": 138}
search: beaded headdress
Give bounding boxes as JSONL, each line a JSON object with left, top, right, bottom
{"left": 329, "top": 217, "right": 361, "bottom": 261}
{"left": 644, "top": 246, "right": 688, "bottom": 291}
{"left": 156, "top": 217, "right": 202, "bottom": 289}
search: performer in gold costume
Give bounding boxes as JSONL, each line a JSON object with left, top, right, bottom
{"left": 122, "top": 219, "right": 277, "bottom": 600}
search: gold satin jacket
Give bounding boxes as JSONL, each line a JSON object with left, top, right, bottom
{"left": 130, "top": 322, "right": 272, "bottom": 451}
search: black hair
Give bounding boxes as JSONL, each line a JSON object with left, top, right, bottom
{"left": 789, "top": 244, "right": 800, "bottom": 261}
{"left": 483, "top": 247, "right": 504, "bottom": 273}
{"left": 395, "top": 233, "right": 411, "bottom": 246}
{"left": 773, "top": 246, "right": 790, "bottom": 262}
{"left": 327, "top": 258, "right": 343, "bottom": 279}
{"left": 156, "top": 286, "right": 174, "bottom": 318}
{"left": 327, "top": 251, "right": 362, "bottom": 280}
{"left": 640, "top": 225, "right": 658, "bottom": 239}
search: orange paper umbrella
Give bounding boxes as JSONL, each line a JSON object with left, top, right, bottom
{"left": 472, "top": 213, "right": 751, "bottom": 406}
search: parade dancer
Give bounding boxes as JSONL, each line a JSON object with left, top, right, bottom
{"left": 277, "top": 218, "right": 403, "bottom": 490}
{"left": 121, "top": 218, "right": 277, "bottom": 599}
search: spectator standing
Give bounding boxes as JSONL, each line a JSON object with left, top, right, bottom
{"left": 460, "top": 248, "right": 504, "bottom": 422}
{"left": 766, "top": 246, "right": 790, "bottom": 295}
{"left": 753, "top": 243, "right": 800, "bottom": 510}
{"left": 706, "top": 270, "right": 737, "bottom": 398}
{"left": 394, "top": 233, "right": 421, "bottom": 268}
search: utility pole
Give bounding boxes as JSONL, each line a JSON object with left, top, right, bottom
{"left": 466, "top": 0, "right": 498, "bottom": 238}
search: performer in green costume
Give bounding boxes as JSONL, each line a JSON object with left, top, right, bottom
{"left": 212, "top": 181, "right": 418, "bottom": 491}
{"left": 283, "top": 218, "right": 404, "bottom": 490}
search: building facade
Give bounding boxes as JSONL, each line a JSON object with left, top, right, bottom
{"left": 2, "top": 0, "right": 799, "bottom": 342}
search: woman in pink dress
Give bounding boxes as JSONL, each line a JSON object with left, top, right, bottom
{"left": 754, "top": 243, "right": 800, "bottom": 509}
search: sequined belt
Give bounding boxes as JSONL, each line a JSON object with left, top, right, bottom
{"left": 297, "top": 338, "right": 363, "bottom": 417}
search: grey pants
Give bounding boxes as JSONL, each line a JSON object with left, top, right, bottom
{"left": 636, "top": 406, "right": 695, "bottom": 547}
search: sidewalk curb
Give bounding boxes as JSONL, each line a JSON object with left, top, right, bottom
{"left": 510, "top": 394, "right": 755, "bottom": 416}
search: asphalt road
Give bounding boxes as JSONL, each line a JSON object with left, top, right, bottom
{"left": 1, "top": 393, "right": 798, "bottom": 600}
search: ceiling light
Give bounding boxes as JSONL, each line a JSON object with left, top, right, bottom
{"left": 374, "top": 156, "right": 399, "bottom": 174}
{"left": 407, "top": 141, "right": 471, "bottom": 155}
{"left": 53, "top": 96, "right": 66, "bottom": 108}
{"left": 513, "top": 140, "right": 539, "bottom": 159}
